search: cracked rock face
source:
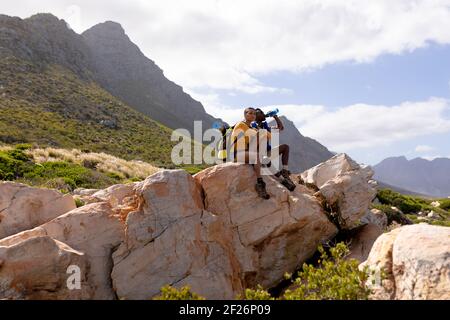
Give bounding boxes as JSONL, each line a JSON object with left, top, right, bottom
{"left": 0, "top": 182, "right": 76, "bottom": 239}
{"left": 360, "top": 224, "right": 450, "bottom": 300}
{"left": 0, "top": 154, "right": 382, "bottom": 299}
{"left": 301, "top": 154, "right": 377, "bottom": 229}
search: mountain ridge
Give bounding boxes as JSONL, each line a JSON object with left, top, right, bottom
{"left": 374, "top": 156, "right": 450, "bottom": 197}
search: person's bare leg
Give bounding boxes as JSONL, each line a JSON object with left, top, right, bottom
{"left": 242, "top": 151, "right": 269, "bottom": 199}
{"left": 271, "top": 144, "right": 295, "bottom": 191}
{"left": 279, "top": 144, "right": 289, "bottom": 167}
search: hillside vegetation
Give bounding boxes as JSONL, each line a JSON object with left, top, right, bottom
{"left": 0, "top": 144, "right": 160, "bottom": 193}
{"left": 374, "top": 189, "right": 450, "bottom": 227}
{"left": 0, "top": 56, "right": 191, "bottom": 169}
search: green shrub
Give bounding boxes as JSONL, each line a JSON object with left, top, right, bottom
{"left": 283, "top": 243, "right": 371, "bottom": 300}
{"left": 440, "top": 199, "right": 450, "bottom": 211}
{"left": 14, "top": 143, "right": 33, "bottom": 151}
{"left": 0, "top": 147, "right": 33, "bottom": 180}
{"left": 372, "top": 204, "right": 413, "bottom": 225}
{"left": 244, "top": 242, "right": 372, "bottom": 300}
{"left": 75, "top": 198, "right": 85, "bottom": 208}
{"left": 377, "top": 189, "right": 422, "bottom": 214}
{"left": 22, "top": 161, "right": 117, "bottom": 191}
{"left": 154, "top": 285, "right": 205, "bottom": 300}
{"left": 241, "top": 285, "right": 274, "bottom": 300}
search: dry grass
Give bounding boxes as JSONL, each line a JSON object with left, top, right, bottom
{"left": 27, "top": 147, "right": 160, "bottom": 180}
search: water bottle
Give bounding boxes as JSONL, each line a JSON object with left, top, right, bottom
{"left": 265, "top": 108, "right": 279, "bottom": 118}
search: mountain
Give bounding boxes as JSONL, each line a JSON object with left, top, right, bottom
{"left": 0, "top": 13, "right": 219, "bottom": 140}
{"left": 375, "top": 180, "right": 429, "bottom": 197}
{"left": 268, "top": 116, "right": 334, "bottom": 172}
{"left": 373, "top": 156, "right": 450, "bottom": 197}
{"left": 0, "top": 13, "right": 182, "bottom": 167}
{"left": 82, "top": 21, "right": 220, "bottom": 133}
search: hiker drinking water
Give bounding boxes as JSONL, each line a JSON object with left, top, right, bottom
{"left": 230, "top": 107, "right": 271, "bottom": 199}
{"left": 252, "top": 108, "right": 296, "bottom": 192}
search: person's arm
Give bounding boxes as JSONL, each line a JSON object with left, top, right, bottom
{"left": 272, "top": 115, "right": 284, "bottom": 131}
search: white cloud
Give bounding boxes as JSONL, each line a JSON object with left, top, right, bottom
{"left": 4, "top": 0, "right": 450, "bottom": 93}
{"left": 415, "top": 145, "right": 435, "bottom": 153}
{"left": 260, "top": 98, "right": 450, "bottom": 152}
{"left": 422, "top": 155, "right": 450, "bottom": 161}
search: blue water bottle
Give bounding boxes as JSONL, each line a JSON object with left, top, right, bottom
{"left": 265, "top": 108, "right": 279, "bottom": 117}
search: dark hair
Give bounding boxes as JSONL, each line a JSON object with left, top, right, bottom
{"left": 255, "top": 108, "right": 264, "bottom": 114}
{"left": 244, "top": 107, "right": 256, "bottom": 114}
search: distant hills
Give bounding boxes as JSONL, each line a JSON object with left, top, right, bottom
{"left": 374, "top": 156, "right": 450, "bottom": 198}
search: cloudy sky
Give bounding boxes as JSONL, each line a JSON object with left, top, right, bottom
{"left": 3, "top": 0, "right": 450, "bottom": 165}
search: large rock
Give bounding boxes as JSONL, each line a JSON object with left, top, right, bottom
{"left": 347, "top": 223, "right": 384, "bottom": 262}
{"left": 0, "top": 182, "right": 76, "bottom": 239}
{"left": 360, "top": 224, "right": 450, "bottom": 300}
{"left": 0, "top": 235, "right": 92, "bottom": 299}
{"left": 300, "top": 154, "right": 377, "bottom": 229}
{"left": 111, "top": 170, "right": 241, "bottom": 300}
{"left": 0, "top": 154, "right": 377, "bottom": 300}
{"left": 194, "top": 163, "right": 338, "bottom": 290}
{"left": 0, "top": 202, "right": 125, "bottom": 299}
{"left": 361, "top": 209, "right": 388, "bottom": 231}
{"left": 111, "top": 164, "right": 339, "bottom": 299}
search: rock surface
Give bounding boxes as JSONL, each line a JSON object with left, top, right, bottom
{"left": 301, "top": 154, "right": 377, "bottom": 229}
{"left": 347, "top": 223, "right": 383, "bottom": 262}
{"left": 0, "top": 236, "right": 91, "bottom": 299}
{"left": 361, "top": 208, "right": 388, "bottom": 231}
{"left": 0, "top": 182, "right": 76, "bottom": 239}
{"left": 361, "top": 224, "right": 450, "bottom": 300}
{"left": 0, "top": 154, "right": 384, "bottom": 299}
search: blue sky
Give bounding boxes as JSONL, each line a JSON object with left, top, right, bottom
{"left": 209, "top": 43, "right": 450, "bottom": 164}
{"left": 3, "top": 0, "right": 450, "bottom": 165}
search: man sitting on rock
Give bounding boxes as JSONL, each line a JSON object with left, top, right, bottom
{"left": 252, "top": 108, "right": 296, "bottom": 191}
{"left": 230, "top": 107, "right": 270, "bottom": 200}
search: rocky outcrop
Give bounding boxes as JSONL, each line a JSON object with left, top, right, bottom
{"left": 300, "top": 154, "right": 377, "bottom": 229}
{"left": 361, "top": 224, "right": 450, "bottom": 300}
{"left": 194, "top": 163, "right": 338, "bottom": 290}
{"left": 0, "top": 236, "right": 91, "bottom": 299}
{"left": 0, "top": 154, "right": 379, "bottom": 299}
{"left": 0, "top": 202, "right": 125, "bottom": 299}
{"left": 0, "top": 182, "right": 76, "bottom": 239}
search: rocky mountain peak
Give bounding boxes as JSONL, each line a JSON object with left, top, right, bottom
{"left": 82, "top": 21, "right": 127, "bottom": 39}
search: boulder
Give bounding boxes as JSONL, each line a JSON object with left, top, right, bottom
{"left": 194, "top": 163, "right": 338, "bottom": 290}
{"left": 360, "top": 224, "right": 450, "bottom": 300}
{"left": 0, "top": 182, "right": 76, "bottom": 239}
{"left": 0, "top": 153, "right": 378, "bottom": 300}
{"left": 300, "top": 154, "right": 377, "bottom": 229}
{"left": 112, "top": 165, "right": 339, "bottom": 299}
{"left": 0, "top": 202, "right": 125, "bottom": 299}
{"left": 347, "top": 223, "right": 383, "bottom": 262}
{"left": 0, "top": 235, "right": 92, "bottom": 299}
{"left": 361, "top": 208, "right": 388, "bottom": 231}
{"left": 427, "top": 211, "right": 440, "bottom": 219}
{"left": 111, "top": 170, "right": 241, "bottom": 300}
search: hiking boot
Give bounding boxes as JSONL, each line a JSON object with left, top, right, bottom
{"left": 281, "top": 177, "right": 296, "bottom": 191}
{"left": 275, "top": 169, "right": 291, "bottom": 179}
{"left": 275, "top": 169, "right": 296, "bottom": 191}
{"left": 255, "top": 179, "right": 270, "bottom": 200}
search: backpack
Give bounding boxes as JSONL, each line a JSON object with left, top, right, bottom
{"left": 217, "top": 124, "right": 234, "bottom": 162}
